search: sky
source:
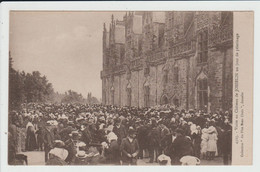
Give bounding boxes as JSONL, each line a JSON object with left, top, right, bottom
{"left": 9, "top": 11, "right": 125, "bottom": 100}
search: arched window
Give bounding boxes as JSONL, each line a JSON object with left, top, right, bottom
{"left": 144, "top": 86, "right": 150, "bottom": 107}
{"left": 126, "top": 83, "right": 132, "bottom": 107}
{"left": 197, "top": 30, "right": 208, "bottom": 64}
{"left": 197, "top": 78, "right": 208, "bottom": 111}
{"left": 163, "top": 70, "right": 169, "bottom": 85}
{"left": 161, "top": 95, "right": 169, "bottom": 105}
{"left": 111, "top": 86, "right": 115, "bottom": 105}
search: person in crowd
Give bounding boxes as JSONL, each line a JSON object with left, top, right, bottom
{"left": 80, "top": 122, "right": 92, "bottom": 146}
{"left": 86, "top": 146, "right": 106, "bottom": 165}
{"left": 53, "top": 128, "right": 61, "bottom": 140}
{"left": 159, "top": 123, "right": 170, "bottom": 154}
{"left": 10, "top": 103, "right": 233, "bottom": 165}
{"left": 147, "top": 118, "right": 161, "bottom": 163}
{"left": 161, "top": 126, "right": 177, "bottom": 164}
{"left": 35, "top": 125, "right": 44, "bottom": 151}
{"left": 136, "top": 120, "right": 148, "bottom": 159}
{"left": 8, "top": 113, "right": 18, "bottom": 164}
{"left": 113, "top": 118, "right": 127, "bottom": 145}
{"left": 46, "top": 140, "right": 68, "bottom": 165}
{"left": 206, "top": 126, "right": 218, "bottom": 160}
{"left": 120, "top": 128, "right": 139, "bottom": 165}
{"left": 222, "top": 119, "right": 232, "bottom": 165}
{"left": 200, "top": 128, "right": 209, "bottom": 159}
{"left": 190, "top": 124, "right": 201, "bottom": 158}
{"left": 172, "top": 128, "right": 193, "bottom": 165}
{"left": 43, "top": 122, "right": 54, "bottom": 162}
{"left": 25, "top": 118, "right": 37, "bottom": 151}
{"left": 64, "top": 130, "right": 81, "bottom": 164}
{"left": 104, "top": 131, "right": 120, "bottom": 165}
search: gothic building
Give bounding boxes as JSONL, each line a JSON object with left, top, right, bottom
{"left": 100, "top": 11, "right": 233, "bottom": 112}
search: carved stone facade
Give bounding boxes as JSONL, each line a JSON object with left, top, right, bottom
{"left": 101, "top": 11, "right": 233, "bottom": 112}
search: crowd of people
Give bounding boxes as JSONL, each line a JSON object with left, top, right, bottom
{"left": 8, "top": 103, "right": 232, "bottom": 165}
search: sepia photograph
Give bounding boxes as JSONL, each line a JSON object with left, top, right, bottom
{"left": 1, "top": 3, "right": 254, "bottom": 168}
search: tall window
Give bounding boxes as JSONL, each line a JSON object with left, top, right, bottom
{"left": 174, "top": 67, "right": 179, "bottom": 83}
{"left": 197, "top": 78, "right": 208, "bottom": 111}
{"left": 163, "top": 70, "right": 168, "bottom": 85}
{"left": 144, "top": 86, "right": 150, "bottom": 107}
{"left": 111, "top": 86, "right": 115, "bottom": 105}
{"left": 126, "top": 88, "right": 132, "bottom": 106}
{"left": 197, "top": 30, "right": 208, "bottom": 64}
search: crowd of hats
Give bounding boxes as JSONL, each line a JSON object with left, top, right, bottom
{"left": 15, "top": 103, "right": 232, "bottom": 128}
{"left": 9, "top": 103, "right": 232, "bottom": 165}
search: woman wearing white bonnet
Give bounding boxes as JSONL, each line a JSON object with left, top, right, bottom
{"left": 200, "top": 128, "right": 209, "bottom": 159}
{"left": 107, "top": 132, "right": 118, "bottom": 143}
{"left": 207, "top": 126, "right": 218, "bottom": 160}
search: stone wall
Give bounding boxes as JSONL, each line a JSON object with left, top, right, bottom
{"left": 101, "top": 11, "right": 233, "bottom": 112}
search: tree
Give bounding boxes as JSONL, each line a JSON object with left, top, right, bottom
{"left": 9, "top": 53, "right": 55, "bottom": 110}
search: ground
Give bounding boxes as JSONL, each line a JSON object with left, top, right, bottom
{"left": 22, "top": 151, "right": 225, "bottom": 166}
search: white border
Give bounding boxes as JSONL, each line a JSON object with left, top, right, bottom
{"left": 1, "top": 1, "right": 259, "bottom": 172}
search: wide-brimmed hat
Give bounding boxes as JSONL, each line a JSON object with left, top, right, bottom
{"left": 76, "top": 151, "right": 88, "bottom": 158}
{"left": 180, "top": 156, "right": 200, "bottom": 165}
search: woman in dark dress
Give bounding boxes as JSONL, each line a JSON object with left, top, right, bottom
{"left": 26, "top": 126, "right": 37, "bottom": 151}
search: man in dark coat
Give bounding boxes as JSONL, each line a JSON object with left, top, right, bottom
{"left": 147, "top": 119, "right": 160, "bottom": 163}
{"left": 59, "top": 122, "right": 75, "bottom": 142}
{"left": 172, "top": 128, "right": 193, "bottom": 165}
{"left": 113, "top": 118, "right": 127, "bottom": 145}
{"left": 120, "top": 128, "right": 139, "bottom": 165}
{"left": 161, "top": 126, "right": 177, "bottom": 164}
{"left": 136, "top": 121, "right": 148, "bottom": 159}
{"left": 105, "top": 137, "right": 120, "bottom": 165}
{"left": 222, "top": 121, "right": 232, "bottom": 165}
{"left": 43, "top": 123, "right": 54, "bottom": 162}
{"left": 64, "top": 131, "right": 80, "bottom": 164}
{"left": 80, "top": 123, "right": 92, "bottom": 146}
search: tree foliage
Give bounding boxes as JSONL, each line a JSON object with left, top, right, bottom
{"left": 9, "top": 54, "right": 100, "bottom": 109}
{"left": 9, "top": 55, "right": 54, "bottom": 110}
{"left": 61, "top": 90, "right": 85, "bottom": 104}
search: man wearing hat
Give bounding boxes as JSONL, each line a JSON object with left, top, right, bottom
{"left": 172, "top": 128, "right": 193, "bottom": 165}
{"left": 120, "top": 128, "right": 139, "bottom": 165}
{"left": 113, "top": 118, "right": 127, "bottom": 145}
{"left": 43, "top": 122, "right": 54, "bottom": 162}
{"left": 64, "top": 130, "right": 81, "bottom": 164}
{"left": 80, "top": 122, "right": 92, "bottom": 146}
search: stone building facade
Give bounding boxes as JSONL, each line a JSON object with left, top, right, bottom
{"left": 100, "top": 11, "right": 233, "bottom": 112}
